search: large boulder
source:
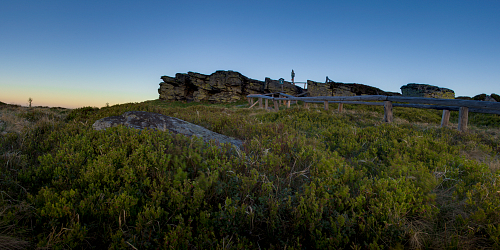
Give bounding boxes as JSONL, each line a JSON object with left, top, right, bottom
{"left": 92, "top": 111, "right": 243, "bottom": 148}
{"left": 400, "top": 83, "right": 455, "bottom": 99}
{"left": 158, "top": 70, "right": 305, "bottom": 103}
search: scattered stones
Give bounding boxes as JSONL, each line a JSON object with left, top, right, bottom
{"left": 400, "top": 83, "right": 455, "bottom": 99}
{"left": 92, "top": 111, "right": 243, "bottom": 148}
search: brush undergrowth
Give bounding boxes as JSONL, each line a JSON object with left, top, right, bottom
{"left": 0, "top": 100, "right": 499, "bottom": 249}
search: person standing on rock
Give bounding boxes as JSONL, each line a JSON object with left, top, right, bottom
{"left": 326, "top": 76, "right": 331, "bottom": 83}
{"left": 291, "top": 69, "right": 295, "bottom": 85}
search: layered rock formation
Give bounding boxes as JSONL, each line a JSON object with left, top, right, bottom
{"left": 93, "top": 111, "right": 243, "bottom": 148}
{"left": 158, "top": 70, "right": 407, "bottom": 102}
{"left": 307, "top": 80, "right": 401, "bottom": 97}
{"left": 158, "top": 71, "right": 304, "bottom": 103}
{"left": 400, "top": 83, "right": 455, "bottom": 99}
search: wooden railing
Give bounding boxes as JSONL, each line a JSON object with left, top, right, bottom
{"left": 246, "top": 93, "right": 500, "bottom": 132}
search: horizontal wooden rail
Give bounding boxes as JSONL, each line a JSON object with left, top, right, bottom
{"left": 301, "top": 101, "right": 500, "bottom": 115}
{"left": 246, "top": 93, "right": 500, "bottom": 131}
{"left": 387, "top": 96, "right": 500, "bottom": 110}
{"left": 248, "top": 94, "right": 500, "bottom": 110}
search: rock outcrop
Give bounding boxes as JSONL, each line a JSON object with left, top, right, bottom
{"left": 472, "top": 93, "right": 499, "bottom": 102}
{"left": 92, "top": 111, "right": 243, "bottom": 148}
{"left": 401, "top": 83, "right": 455, "bottom": 99}
{"left": 158, "top": 70, "right": 304, "bottom": 103}
{"left": 307, "top": 80, "right": 401, "bottom": 97}
{"left": 159, "top": 70, "right": 410, "bottom": 102}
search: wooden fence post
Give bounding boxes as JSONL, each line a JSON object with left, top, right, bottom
{"left": 384, "top": 101, "right": 393, "bottom": 123}
{"left": 287, "top": 99, "right": 291, "bottom": 108}
{"left": 338, "top": 103, "right": 343, "bottom": 112}
{"left": 304, "top": 102, "right": 309, "bottom": 109}
{"left": 265, "top": 99, "right": 268, "bottom": 110}
{"left": 324, "top": 101, "right": 329, "bottom": 110}
{"left": 274, "top": 100, "right": 279, "bottom": 112}
{"left": 259, "top": 98, "right": 263, "bottom": 109}
{"left": 247, "top": 97, "right": 251, "bottom": 106}
{"left": 458, "top": 107, "right": 469, "bottom": 132}
{"left": 441, "top": 110, "right": 450, "bottom": 127}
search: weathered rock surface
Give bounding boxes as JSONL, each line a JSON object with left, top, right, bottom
{"left": 92, "top": 111, "right": 243, "bottom": 148}
{"left": 158, "top": 70, "right": 304, "bottom": 103}
{"left": 307, "top": 80, "right": 401, "bottom": 97}
{"left": 473, "top": 93, "right": 498, "bottom": 102}
{"left": 159, "top": 70, "right": 409, "bottom": 101}
{"left": 401, "top": 83, "right": 455, "bottom": 99}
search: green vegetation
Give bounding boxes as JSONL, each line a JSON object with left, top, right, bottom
{"left": 1, "top": 100, "right": 499, "bottom": 249}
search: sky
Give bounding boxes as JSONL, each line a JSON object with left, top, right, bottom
{"left": 1, "top": 0, "right": 499, "bottom": 108}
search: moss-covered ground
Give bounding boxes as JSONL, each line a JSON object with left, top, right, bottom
{"left": 1, "top": 100, "right": 499, "bottom": 249}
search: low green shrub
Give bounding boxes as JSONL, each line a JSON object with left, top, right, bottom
{"left": 0, "top": 100, "right": 499, "bottom": 249}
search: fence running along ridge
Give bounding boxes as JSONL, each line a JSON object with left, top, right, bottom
{"left": 246, "top": 93, "right": 500, "bottom": 132}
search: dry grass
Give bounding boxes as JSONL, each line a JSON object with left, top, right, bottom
{"left": 0, "top": 105, "right": 69, "bottom": 134}
{"left": 0, "top": 201, "right": 33, "bottom": 250}
{"left": 0, "top": 104, "right": 69, "bottom": 249}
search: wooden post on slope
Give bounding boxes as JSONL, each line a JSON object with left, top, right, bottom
{"left": 259, "top": 98, "right": 263, "bottom": 109}
{"left": 441, "top": 110, "right": 450, "bottom": 127}
{"left": 338, "top": 103, "right": 343, "bottom": 112}
{"left": 274, "top": 100, "right": 279, "bottom": 112}
{"left": 384, "top": 101, "right": 393, "bottom": 123}
{"left": 265, "top": 99, "right": 268, "bottom": 110}
{"left": 287, "top": 99, "right": 291, "bottom": 108}
{"left": 458, "top": 107, "right": 469, "bottom": 132}
{"left": 324, "top": 101, "right": 329, "bottom": 111}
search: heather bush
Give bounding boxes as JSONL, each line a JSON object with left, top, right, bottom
{"left": 0, "top": 100, "right": 499, "bottom": 249}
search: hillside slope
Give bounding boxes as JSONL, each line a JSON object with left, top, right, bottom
{"left": 1, "top": 100, "right": 499, "bottom": 249}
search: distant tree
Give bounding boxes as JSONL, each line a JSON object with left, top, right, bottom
{"left": 28, "top": 97, "right": 33, "bottom": 108}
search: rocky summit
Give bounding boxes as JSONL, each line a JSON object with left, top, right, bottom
{"left": 92, "top": 111, "right": 243, "bottom": 149}
{"left": 158, "top": 70, "right": 403, "bottom": 103}
{"left": 158, "top": 70, "right": 304, "bottom": 103}
{"left": 401, "top": 83, "right": 455, "bottom": 99}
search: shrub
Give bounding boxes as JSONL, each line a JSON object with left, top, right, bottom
{"left": 1, "top": 100, "right": 499, "bottom": 248}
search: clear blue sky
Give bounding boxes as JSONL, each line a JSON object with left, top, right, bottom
{"left": 1, "top": 0, "right": 499, "bottom": 108}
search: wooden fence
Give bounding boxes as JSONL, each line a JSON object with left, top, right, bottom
{"left": 246, "top": 93, "right": 500, "bottom": 132}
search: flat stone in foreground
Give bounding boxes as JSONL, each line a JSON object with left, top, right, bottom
{"left": 92, "top": 111, "right": 243, "bottom": 149}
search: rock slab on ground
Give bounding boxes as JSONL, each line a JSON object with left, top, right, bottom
{"left": 92, "top": 111, "right": 243, "bottom": 148}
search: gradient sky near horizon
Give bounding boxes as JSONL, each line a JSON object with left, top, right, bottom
{"left": 1, "top": 0, "right": 499, "bottom": 108}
